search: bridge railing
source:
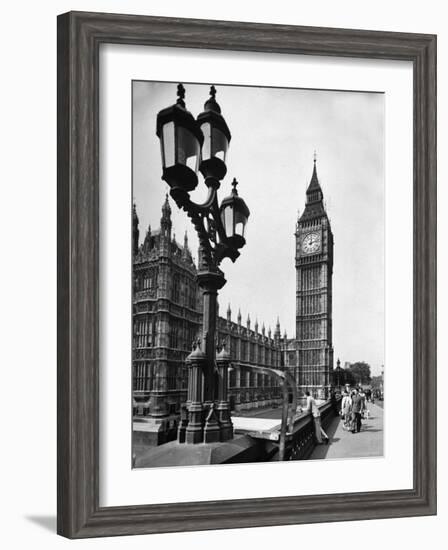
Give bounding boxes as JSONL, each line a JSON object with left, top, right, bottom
{"left": 230, "top": 363, "right": 299, "bottom": 460}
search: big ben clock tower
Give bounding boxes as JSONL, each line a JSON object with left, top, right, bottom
{"left": 295, "top": 155, "right": 334, "bottom": 399}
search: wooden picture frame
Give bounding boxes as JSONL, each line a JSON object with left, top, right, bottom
{"left": 57, "top": 11, "right": 437, "bottom": 538}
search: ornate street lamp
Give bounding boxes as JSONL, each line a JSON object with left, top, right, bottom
{"left": 197, "top": 85, "right": 231, "bottom": 180}
{"left": 155, "top": 84, "right": 250, "bottom": 444}
{"left": 156, "top": 83, "right": 204, "bottom": 193}
{"left": 220, "top": 178, "right": 250, "bottom": 250}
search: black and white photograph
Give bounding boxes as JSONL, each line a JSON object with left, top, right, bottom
{"left": 0, "top": 0, "right": 440, "bottom": 545}
{"left": 132, "top": 80, "right": 385, "bottom": 468}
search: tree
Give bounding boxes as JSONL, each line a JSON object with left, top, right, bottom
{"left": 343, "top": 369, "right": 356, "bottom": 386}
{"left": 346, "top": 362, "right": 371, "bottom": 385}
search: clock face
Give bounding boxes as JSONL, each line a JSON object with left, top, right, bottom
{"left": 302, "top": 232, "right": 321, "bottom": 254}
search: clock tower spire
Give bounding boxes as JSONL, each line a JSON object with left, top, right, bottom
{"left": 295, "top": 155, "right": 334, "bottom": 399}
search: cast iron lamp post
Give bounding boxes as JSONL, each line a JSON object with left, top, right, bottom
{"left": 335, "top": 358, "right": 342, "bottom": 393}
{"left": 156, "top": 83, "right": 250, "bottom": 444}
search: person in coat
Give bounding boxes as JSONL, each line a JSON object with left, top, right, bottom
{"left": 350, "top": 387, "right": 364, "bottom": 433}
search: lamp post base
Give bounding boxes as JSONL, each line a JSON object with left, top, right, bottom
{"left": 203, "top": 425, "right": 221, "bottom": 443}
{"left": 202, "top": 402, "right": 221, "bottom": 443}
{"left": 185, "top": 401, "right": 204, "bottom": 444}
{"left": 216, "top": 402, "right": 233, "bottom": 441}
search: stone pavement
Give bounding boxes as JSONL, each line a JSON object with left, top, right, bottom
{"left": 309, "top": 402, "right": 383, "bottom": 460}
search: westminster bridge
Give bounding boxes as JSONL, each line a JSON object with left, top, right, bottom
{"left": 134, "top": 393, "right": 383, "bottom": 466}
{"left": 134, "top": 351, "right": 383, "bottom": 466}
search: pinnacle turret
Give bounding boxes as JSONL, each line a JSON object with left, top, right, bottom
{"left": 133, "top": 203, "right": 140, "bottom": 256}
{"left": 141, "top": 222, "right": 153, "bottom": 253}
{"left": 182, "top": 230, "right": 190, "bottom": 259}
{"left": 162, "top": 193, "right": 171, "bottom": 218}
{"left": 274, "top": 317, "right": 281, "bottom": 339}
{"left": 227, "top": 303, "right": 231, "bottom": 322}
{"left": 160, "top": 194, "right": 172, "bottom": 240}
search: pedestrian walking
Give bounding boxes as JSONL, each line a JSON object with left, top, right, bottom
{"left": 350, "top": 387, "right": 364, "bottom": 433}
{"left": 340, "top": 390, "right": 352, "bottom": 430}
{"left": 359, "top": 387, "right": 369, "bottom": 419}
{"left": 305, "top": 391, "right": 329, "bottom": 444}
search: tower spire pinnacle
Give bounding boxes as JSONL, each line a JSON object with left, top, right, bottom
{"left": 309, "top": 153, "right": 319, "bottom": 191}
{"left": 298, "top": 154, "right": 325, "bottom": 220}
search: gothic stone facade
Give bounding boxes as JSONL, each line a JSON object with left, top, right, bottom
{"left": 218, "top": 311, "right": 285, "bottom": 413}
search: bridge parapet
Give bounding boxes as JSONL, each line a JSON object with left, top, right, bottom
{"left": 234, "top": 398, "right": 340, "bottom": 461}
{"left": 287, "top": 400, "right": 337, "bottom": 460}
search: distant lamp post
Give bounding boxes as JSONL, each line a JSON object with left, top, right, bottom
{"left": 335, "top": 358, "right": 342, "bottom": 392}
{"left": 156, "top": 83, "right": 250, "bottom": 444}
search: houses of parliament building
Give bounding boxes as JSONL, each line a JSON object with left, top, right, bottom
{"left": 133, "top": 159, "right": 334, "bottom": 444}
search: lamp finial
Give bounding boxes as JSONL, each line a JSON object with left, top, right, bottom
{"left": 203, "top": 84, "right": 221, "bottom": 113}
{"left": 176, "top": 83, "right": 186, "bottom": 107}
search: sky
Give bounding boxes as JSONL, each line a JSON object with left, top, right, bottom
{"left": 133, "top": 81, "right": 384, "bottom": 376}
